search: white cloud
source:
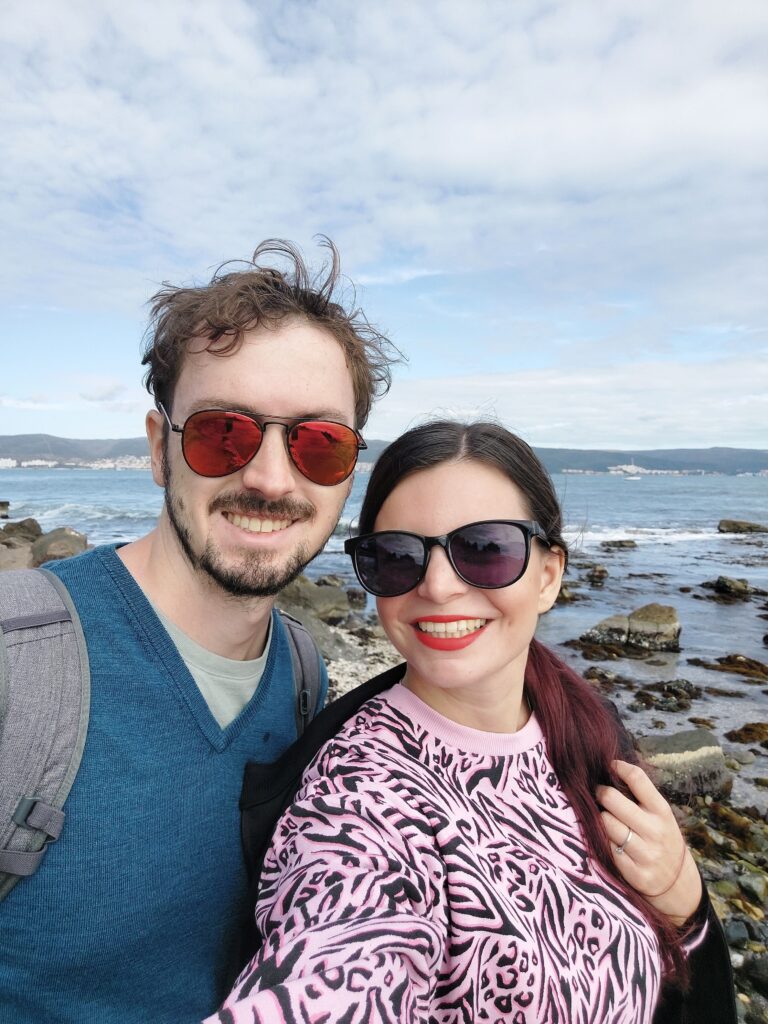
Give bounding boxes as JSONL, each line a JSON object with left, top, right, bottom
{"left": 80, "top": 383, "right": 127, "bottom": 403}
{"left": 0, "top": 1, "right": 765, "bottom": 443}
{"left": 365, "top": 356, "right": 768, "bottom": 449}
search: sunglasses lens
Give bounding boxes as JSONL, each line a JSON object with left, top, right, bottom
{"left": 288, "top": 421, "right": 361, "bottom": 485}
{"left": 353, "top": 533, "right": 426, "bottom": 596}
{"left": 182, "top": 411, "right": 262, "bottom": 477}
{"left": 451, "top": 522, "right": 529, "bottom": 587}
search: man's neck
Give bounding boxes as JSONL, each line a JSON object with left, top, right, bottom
{"left": 117, "top": 523, "right": 275, "bottom": 662}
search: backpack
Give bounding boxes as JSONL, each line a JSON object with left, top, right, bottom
{"left": 238, "top": 661, "right": 406, "bottom": 965}
{"left": 0, "top": 567, "right": 324, "bottom": 902}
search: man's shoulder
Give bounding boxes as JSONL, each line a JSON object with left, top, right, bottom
{"left": 44, "top": 543, "right": 116, "bottom": 583}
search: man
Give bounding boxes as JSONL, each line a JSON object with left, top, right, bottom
{"left": 0, "top": 238, "right": 397, "bottom": 1023}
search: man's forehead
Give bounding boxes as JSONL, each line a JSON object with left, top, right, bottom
{"left": 172, "top": 324, "right": 357, "bottom": 423}
{"left": 183, "top": 397, "right": 354, "bottom": 423}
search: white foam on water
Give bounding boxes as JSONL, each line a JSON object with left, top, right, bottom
{"left": 566, "top": 525, "right": 720, "bottom": 549}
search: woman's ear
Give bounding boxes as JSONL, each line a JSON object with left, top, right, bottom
{"left": 537, "top": 545, "right": 566, "bottom": 614}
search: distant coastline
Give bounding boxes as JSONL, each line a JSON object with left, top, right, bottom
{"left": 0, "top": 434, "right": 767, "bottom": 476}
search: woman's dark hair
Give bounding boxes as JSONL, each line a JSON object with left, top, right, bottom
{"left": 359, "top": 419, "right": 687, "bottom": 984}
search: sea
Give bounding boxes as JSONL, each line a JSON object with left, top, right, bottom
{"left": 2, "top": 466, "right": 767, "bottom": 808}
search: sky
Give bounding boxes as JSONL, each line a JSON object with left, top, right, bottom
{"left": 1, "top": 0, "right": 766, "bottom": 449}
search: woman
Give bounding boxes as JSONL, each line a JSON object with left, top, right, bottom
{"left": 210, "top": 421, "right": 734, "bottom": 1024}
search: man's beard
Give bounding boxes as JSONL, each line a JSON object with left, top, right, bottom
{"left": 163, "top": 456, "right": 329, "bottom": 598}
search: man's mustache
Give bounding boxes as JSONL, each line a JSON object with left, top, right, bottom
{"left": 208, "top": 493, "right": 315, "bottom": 521}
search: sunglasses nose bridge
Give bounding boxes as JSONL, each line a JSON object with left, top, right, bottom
{"left": 416, "top": 534, "right": 469, "bottom": 595}
{"left": 238, "top": 420, "right": 296, "bottom": 494}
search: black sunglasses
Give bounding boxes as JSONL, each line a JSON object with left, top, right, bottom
{"left": 344, "top": 519, "right": 550, "bottom": 597}
{"left": 160, "top": 405, "right": 366, "bottom": 486}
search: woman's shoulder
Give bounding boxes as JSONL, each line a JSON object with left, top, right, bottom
{"left": 315, "top": 684, "right": 422, "bottom": 769}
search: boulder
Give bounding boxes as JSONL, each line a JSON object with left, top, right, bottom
{"left": 627, "top": 604, "right": 681, "bottom": 651}
{"left": 635, "top": 728, "right": 732, "bottom": 802}
{"left": 0, "top": 544, "right": 33, "bottom": 571}
{"left": 714, "top": 576, "right": 753, "bottom": 599}
{"left": 581, "top": 614, "right": 630, "bottom": 646}
{"left": 279, "top": 574, "right": 350, "bottom": 625}
{"left": 586, "top": 565, "right": 608, "bottom": 586}
{"left": 278, "top": 606, "right": 356, "bottom": 662}
{"left": 346, "top": 586, "right": 367, "bottom": 610}
{"left": 701, "top": 576, "right": 766, "bottom": 601}
{"left": 314, "top": 574, "right": 346, "bottom": 588}
{"left": 718, "top": 519, "right": 768, "bottom": 534}
{"left": 582, "top": 604, "right": 681, "bottom": 652}
{"left": 600, "top": 539, "right": 638, "bottom": 550}
{"left": 30, "top": 527, "right": 87, "bottom": 567}
{"left": 1, "top": 518, "right": 42, "bottom": 543}
{"left": 744, "top": 953, "right": 768, "bottom": 998}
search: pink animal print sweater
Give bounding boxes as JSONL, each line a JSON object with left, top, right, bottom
{"left": 209, "top": 683, "right": 705, "bottom": 1024}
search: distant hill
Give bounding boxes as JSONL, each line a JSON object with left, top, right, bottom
{"left": 0, "top": 435, "right": 765, "bottom": 474}
{"left": 0, "top": 434, "right": 150, "bottom": 460}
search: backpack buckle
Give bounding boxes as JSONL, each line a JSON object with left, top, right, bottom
{"left": 12, "top": 797, "right": 65, "bottom": 839}
{"left": 12, "top": 797, "right": 40, "bottom": 829}
{"left": 299, "top": 688, "right": 311, "bottom": 717}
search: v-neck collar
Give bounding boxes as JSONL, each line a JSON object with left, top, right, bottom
{"left": 96, "top": 544, "right": 279, "bottom": 752}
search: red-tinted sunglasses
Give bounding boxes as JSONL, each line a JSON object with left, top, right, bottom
{"left": 160, "top": 405, "right": 366, "bottom": 486}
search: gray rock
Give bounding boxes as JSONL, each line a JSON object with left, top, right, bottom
{"left": 346, "top": 587, "right": 367, "bottom": 610}
{"left": 1, "top": 517, "right": 42, "bottom": 542}
{"left": 581, "top": 614, "right": 630, "bottom": 646}
{"left": 745, "top": 996, "right": 768, "bottom": 1024}
{"left": 275, "top": 603, "right": 356, "bottom": 662}
{"left": 636, "top": 728, "right": 732, "bottom": 801}
{"left": 585, "top": 565, "right": 608, "bottom": 586}
{"left": 725, "top": 918, "right": 751, "bottom": 948}
{"left": 581, "top": 603, "right": 681, "bottom": 652}
{"left": 725, "top": 746, "right": 757, "bottom": 766}
{"left": 739, "top": 871, "right": 768, "bottom": 905}
{"left": 30, "top": 527, "right": 87, "bottom": 567}
{"left": 627, "top": 603, "right": 681, "bottom": 651}
{"left": 0, "top": 544, "right": 33, "bottom": 571}
{"left": 280, "top": 574, "right": 350, "bottom": 625}
{"left": 744, "top": 954, "right": 768, "bottom": 998}
{"left": 600, "top": 539, "right": 638, "bottom": 549}
{"left": 314, "top": 574, "right": 346, "bottom": 588}
{"left": 718, "top": 519, "right": 768, "bottom": 534}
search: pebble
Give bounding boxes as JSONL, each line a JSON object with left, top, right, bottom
{"left": 728, "top": 920, "right": 753, "bottom": 948}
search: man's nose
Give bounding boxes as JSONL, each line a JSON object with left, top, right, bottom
{"left": 238, "top": 424, "right": 296, "bottom": 498}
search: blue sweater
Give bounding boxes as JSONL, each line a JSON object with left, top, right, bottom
{"left": 0, "top": 545, "right": 327, "bottom": 1023}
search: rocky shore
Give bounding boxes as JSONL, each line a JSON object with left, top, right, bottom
{"left": 2, "top": 516, "right": 767, "bottom": 1018}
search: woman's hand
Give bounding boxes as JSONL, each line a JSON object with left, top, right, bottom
{"left": 596, "top": 759, "right": 702, "bottom": 926}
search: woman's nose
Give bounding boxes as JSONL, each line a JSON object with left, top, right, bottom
{"left": 415, "top": 544, "right": 470, "bottom": 602}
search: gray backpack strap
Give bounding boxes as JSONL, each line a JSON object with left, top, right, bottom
{"left": 277, "top": 611, "right": 323, "bottom": 736}
{"left": 0, "top": 568, "right": 90, "bottom": 901}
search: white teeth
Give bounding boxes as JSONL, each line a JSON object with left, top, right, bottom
{"left": 226, "top": 513, "right": 291, "bottom": 534}
{"left": 417, "top": 618, "right": 487, "bottom": 637}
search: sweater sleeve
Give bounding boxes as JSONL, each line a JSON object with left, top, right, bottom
{"left": 652, "top": 881, "right": 737, "bottom": 1024}
{"left": 205, "top": 757, "right": 447, "bottom": 1024}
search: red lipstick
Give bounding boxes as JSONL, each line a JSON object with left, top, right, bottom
{"left": 412, "top": 616, "right": 487, "bottom": 651}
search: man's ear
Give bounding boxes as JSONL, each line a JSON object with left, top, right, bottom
{"left": 537, "top": 545, "right": 566, "bottom": 614}
{"left": 146, "top": 409, "right": 166, "bottom": 487}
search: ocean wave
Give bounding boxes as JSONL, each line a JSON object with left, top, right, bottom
{"left": 566, "top": 525, "right": 720, "bottom": 548}
{"left": 18, "top": 504, "right": 158, "bottom": 523}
